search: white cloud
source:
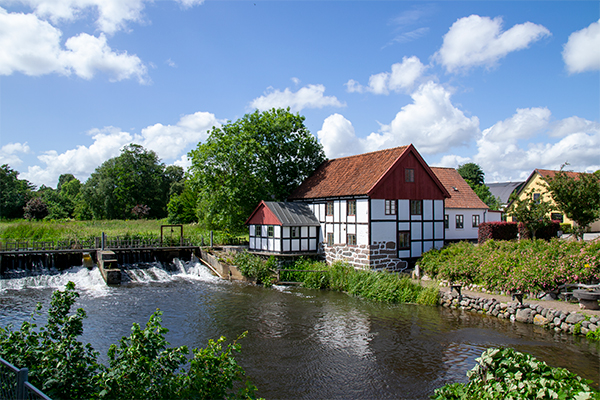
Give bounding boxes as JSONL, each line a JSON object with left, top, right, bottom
{"left": 317, "top": 114, "right": 362, "bottom": 159}
{"left": 0, "top": 8, "right": 148, "bottom": 82}
{"left": 0, "top": 142, "right": 31, "bottom": 166}
{"left": 364, "top": 81, "right": 480, "bottom": 154}
{"left": 63, "top": 33, "right": 148, "bottom": 82}
{"left": 434, "top": 15, "right": 550, "bottom": 73}
{"left": 8, "top": 0, "right": 147, "bottom": 34}
{"left": 21, "top": 127, "right": 132, "bottom": 186}
{"left": 434, "top": 154, "right": 471, "bottom": 169}
{"left": 473, "top": 109, "right": 600, "bottom": 182}
{"left": 345, "top": 56, "right": 425, "bottom": 94}
{"left": 137, "top": 111, "right": 220, "bottom": 159}
{"left": 249, "top": 84, "right": 345, "bottom": 112}
{"left": 19, "top": 111, "right": 221, "bottom": 187}
{"left": 563, "top": 19, "right": 600, "bottom": 74}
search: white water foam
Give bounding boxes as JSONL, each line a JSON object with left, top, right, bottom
{"left": 0, "top": 259, "right": 220, "bottom": 295}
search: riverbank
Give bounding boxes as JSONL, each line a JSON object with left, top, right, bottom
{"left": 423, "top": 279, "right": 600, "bottom": 339}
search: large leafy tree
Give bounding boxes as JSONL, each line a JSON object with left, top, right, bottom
{"left": 0, "top": 164, "right": 34, "bottom": 219}
{"left": 545, "top": 166, "right": 600, "bottom": 240}
{"left": 458, "top": 163, "right": 501, "bottom": 210}
{"left": 188, "top": 108, "right": 326, "bottom": 231}
{"left": 79, "top": 144, "right": 177, "bottom": 220}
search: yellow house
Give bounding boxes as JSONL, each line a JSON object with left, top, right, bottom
{"left": 507, "top": 169, "right": 600, "bottom": 232}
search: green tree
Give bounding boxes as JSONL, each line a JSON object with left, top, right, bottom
{"left": 24, "top": 197, "right": 49, "bottom": 220}
{"left": 508, "top": 190, "right": 552, "bottom": 239}
{"left": 458, "top": 163, "right": 501, "bottom": 210}
{"left": 188, "top": 108, "right": 326, "bottom": 231}
{"left": 0, "top": 164, "right": 34, "bottom": 219}
{"left": 545, "top": 166, "right": 600, "bottom": 240}
{"left": 79, "top": 145, "right": 172, "bottom": 220}
{"left": 167, "top": 181, "right": 198, "bottom": 224}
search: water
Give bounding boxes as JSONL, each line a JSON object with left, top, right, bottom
{"left": 1, "top": 261, "right": 599, "bottom": 399}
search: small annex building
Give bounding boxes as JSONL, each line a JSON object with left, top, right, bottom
{"left": 246, "top": 201, "right": 321, "bottom": 255}
{"left": 284, "top": 144, "right": 450, "bottom": 270}
{"left": 431, "top": 167, "right": 502, "bottom": 242}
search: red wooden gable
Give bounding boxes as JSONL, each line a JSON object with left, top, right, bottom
{"left": 245, "top": 201, "right": 282, "bottom": 226}
{"left": 368, "top": 146, "right": 449, "bottom": 200}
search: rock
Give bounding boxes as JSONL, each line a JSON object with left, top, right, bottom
{"left": 499, "top": 303, "right": 508, "bottom": 310}
{"left": 565, "top": 313, "right": 586, "bottom": 325}
{"left": 510, "top": 314, "right": 516, "bottom": 322}
{"left": 533, "top": 314, "right": 549, "bottom": 326}
{"left": 553, "top": 317, "right": 562, "bottom": 326}
{"left": 560, "top": 322, "right": 569, "bottom": 331}
{"left": 582, "top": 320, "right": 590, "bottom": 329}
{"left": 516, "top": 308, "right": 532, "bottom": 323}
{"left": 581, "top": 327, "right": 589, "bottom": 335}
{"left": 554, "top": 327, "right": 562, "bottom": 332}
{"left": 588, "top": 323, "right": 598, "bottom": 332}
{"left": 590, "top": 317, "right": 599, "bottom": 324}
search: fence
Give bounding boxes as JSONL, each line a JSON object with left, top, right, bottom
{"left": 0, "top": 357, "right": 51, "bottom": 400}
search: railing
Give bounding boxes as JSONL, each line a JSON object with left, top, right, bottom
{"left": 0, "top": 357, "right": 51, "bottom": 400}
{"left": 0, "top": 237, "right": 194, "bottom": 252}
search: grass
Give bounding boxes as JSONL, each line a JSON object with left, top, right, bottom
{"left": 0, "top": 219, "right": 248, "bottom": 246}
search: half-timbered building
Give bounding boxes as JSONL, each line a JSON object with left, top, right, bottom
{"left": 286, "top": 144, "right": 450, "bottom": 270}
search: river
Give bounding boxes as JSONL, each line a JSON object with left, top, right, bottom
{"left": 1, "top": 260, "right": 598, "bottom": 399}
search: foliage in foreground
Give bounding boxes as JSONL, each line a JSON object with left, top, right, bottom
{"left": 418, "top": 238, "right": 600, "bottom": 294}
{"left": 432, "top": 347, "right": 600, "bottom": 400}
{"left": 0, "top": 282, "right": 257, "bottom": 400}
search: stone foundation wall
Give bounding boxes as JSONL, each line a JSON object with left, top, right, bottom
{"left": 323, "top": 241, "right": 406, "bottom": 270}
{"left": 440, "top": 291, "right": 600, "bottom": 337}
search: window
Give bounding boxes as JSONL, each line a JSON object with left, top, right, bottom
{"left": 472, "top": 215, "right": 480, "bottom": 227}
{"left": 326, "top": 201, "right": 334, "bottom": 216}
{"left": 347, "top": 200, "right": 356, "bottom": 216}
{"left": 291, "top": 226, "right": 300, "bottom": 238}
{"left": 533, "top": 193, "right": 540, "bottom": 204}
{"left": 405, "top": 168, "right": 415, "bottom": 182}
{"left": 444, "top": 215, "right": 449, "bottom": 229}
{"left": 410, "top": 200, "right": 422, "bottom": 216}
{"left": 551, "top": 213, "right": 564, "bottom": 223}
{"left": 456, "top": 215, "right": 464, "bottom": 229}
{"left": 255, "top": 225, "right": 261, "bottom": 237}
{"left": 327, "top": 232, "right": 334, "bottom": 246}
{"left": 398, "top": 231, "right": 410, "bottom": 250}
{"left": 385, "top": 200, "right": 396, "bottom": 215}
{"left": 347, "top": 234, "right": 357, "bottom": 246}
{"left": 267, "top": 226, "right": 274, "bottom": 238}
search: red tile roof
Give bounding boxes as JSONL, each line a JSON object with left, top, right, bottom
{"left": 289, "top": 146, "right": 410, "bottom": 199}
{"left": 431, "top": 167, "right": 489, "bottom": 209}
{"left": 535, "top": 169, "right": 583, "bottom": 180}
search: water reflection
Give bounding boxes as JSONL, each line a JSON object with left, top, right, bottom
{"left": 0, "top": 264, "right": 598, "bottom": 399}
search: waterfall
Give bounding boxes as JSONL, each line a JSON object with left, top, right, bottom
{"left": 0, "top": 259, "right": 220, "bottom": 294}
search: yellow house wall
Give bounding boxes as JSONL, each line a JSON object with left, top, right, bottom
{"left": 507, "top": 172, "right": 599, "bottom": 232}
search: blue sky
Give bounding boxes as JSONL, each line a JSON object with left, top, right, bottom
{"left": 1, "top": 0, "right": 599, "bottom": 188}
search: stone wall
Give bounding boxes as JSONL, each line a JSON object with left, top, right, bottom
{"left": 440, "top": 291, "right": 600, "bottom": 337}
{"left": 323, "top": 240, "right": 406, "bottom": 270}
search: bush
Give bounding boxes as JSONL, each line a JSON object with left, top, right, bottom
{"left": 432, "top": 347, "right": 600, "bottom": 399}
{"left": 233, "top": 251, "right": 276, "bottom": 287}
{"left": 419, "top": 238, "right": 600, "bottom": 294}
{"left": 478, "top": 222, "right": 518, "bottom": 243}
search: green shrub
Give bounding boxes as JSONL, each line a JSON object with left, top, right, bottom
{"left": 432, "top": 347, "right": 600, "bottom": 399}
{"left": 233, "top": 251, "right": 276, "bottom": 287}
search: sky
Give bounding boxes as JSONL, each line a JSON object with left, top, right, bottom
{"left": 0, "top": 0, "right": 599, "bottom": 189}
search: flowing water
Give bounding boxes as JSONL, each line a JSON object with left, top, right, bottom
{"left": 1, "top": 261, "right": 599, "bottom": 399}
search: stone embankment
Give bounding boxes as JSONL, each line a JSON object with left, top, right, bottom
{"left": 440, "top": 291, "right": 600, "bottom": 337}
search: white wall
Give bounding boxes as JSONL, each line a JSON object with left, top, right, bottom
{"left": 445, "top": 208, "right": 484, "bottom": 241}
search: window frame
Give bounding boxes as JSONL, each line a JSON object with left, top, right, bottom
{"left": 291, "top": 226, "right": 300, "bottom": 238}
{"left": 327, "top": 232, "right": 334, "bottom": 246}
{"left": 456, "top": 215, "right": 464, "bottom": 229}
{"left": 472, "top": 214, "right": 480, "bottom": 228}
{"left": 326, "top": 201, "right": 334, "bottom": 216}
{"left": 405, "top": 168, "right": 415, "bottom": 183}
{"left": 410, "top": 200, "right": 422, "bottom": 216}
{"left": 347, "top": 200, "right": 356, "bottom": 216}
{"left": 551, "top": 213, "right": 564, "bottom": 223}
{"left": 385, "top": 199, "right": 397, "bottom": 215}
{"left": 444, "top": 214, "right": 449, "bottom": 229}
{"left": 267, "top": 226, "right": 274, "bottom": 238}
{"left": 255, "top": 225, "right": 261, "bottom": 237}
{"left": 347, "top": 233, "right": 357, "bottom": 246}
{"left": 398, "top": 231, "right": 410, "bottom": 250}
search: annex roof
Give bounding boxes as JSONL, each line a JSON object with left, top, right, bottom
{"left": 245, "top": 201, "right": 320, "bottom": 227}
{"left": 486, "top": 181, "right": 525, "bottom": 204}
{"left": 288, "top": 144, "right": 449, "bottom": 200}
{"left": 431, "top": 167, "right": 489, "bottom": 209}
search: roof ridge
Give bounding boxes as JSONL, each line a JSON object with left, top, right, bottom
{"left": 326, "top": 145, "right": 408, "bottom": 162}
